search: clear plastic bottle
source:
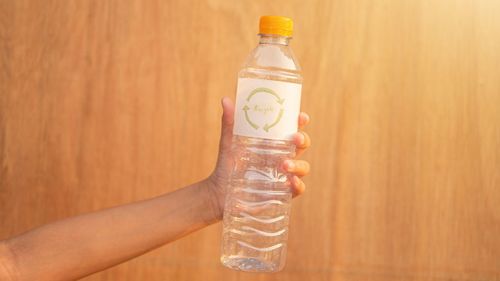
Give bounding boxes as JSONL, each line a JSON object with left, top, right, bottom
{"left": 220, "top": 16, "right": 302, "bottom": 272}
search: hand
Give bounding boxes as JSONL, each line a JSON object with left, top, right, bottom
{"left": 206, "top": 97, "right": 311, "bottom": 219}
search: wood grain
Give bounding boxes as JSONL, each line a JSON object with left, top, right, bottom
{"left": 1, "top": 0, "right": 499, "bottom": 280}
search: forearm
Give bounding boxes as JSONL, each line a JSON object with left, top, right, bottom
{"left": 1, "top": 179, "right": 221, "bottom": 281}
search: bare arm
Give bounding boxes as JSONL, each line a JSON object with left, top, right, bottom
{"left": 0, "top": 242, "right": 18, "bottom": 280}
{"left": 0, "top": 98, "right": 311, "bottom": 281}
{"left": 1, "top": 181, "right": 220, "bottom": 281}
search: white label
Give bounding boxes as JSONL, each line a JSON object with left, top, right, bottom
{"left": 233, "top": 78, "right": 302, "bottom": 141}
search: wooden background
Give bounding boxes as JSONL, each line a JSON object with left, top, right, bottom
{"left": 1, "top": 0, "right": 500, "bottom": 280}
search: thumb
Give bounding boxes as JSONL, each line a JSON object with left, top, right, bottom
{"left": 219, "top": 97, "right": 235, "bottom": 153}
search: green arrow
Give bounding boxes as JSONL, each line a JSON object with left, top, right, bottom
{"left": 247, "top": 87, "right": 284, "bottom": 105}
{"left": 243, "top": 105, "right": 259, "bottom": 130}
{"left": 263, "top": 108, "right": 284, "bottom": 132}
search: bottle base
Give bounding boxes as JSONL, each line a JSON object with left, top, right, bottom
{"left": 221, "top": 255, "right": 282, "bottom": 272}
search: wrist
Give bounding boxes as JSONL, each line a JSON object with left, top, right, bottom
{"left": 201, "top": 178, "right": 224, "bottom": 222}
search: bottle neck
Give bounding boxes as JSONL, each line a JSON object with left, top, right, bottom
{"left": 258, "top": 34, "right": 290, "bottom": 46}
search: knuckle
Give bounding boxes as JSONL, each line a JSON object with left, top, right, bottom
{"left": 303, "top": 161, "right": 311, "bottom": 172}
{"left": 303, "top": 132, "right": 311, "bottom": 145}
{"left": 298, "top": 181, "right": 306, "bottom": 192}
{"left": 298, "top": 161, "right": 306, "bottom": 170}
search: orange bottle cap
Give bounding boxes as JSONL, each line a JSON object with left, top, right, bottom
{"left": 259, "top": 16, "right": 293, "bottom": 37}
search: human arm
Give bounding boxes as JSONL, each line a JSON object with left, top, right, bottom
{"left": 0, "top": 97, "right": 311, "bottom": 281}
{"left": 0, "top": 180, "right": 220, "bottom": 281}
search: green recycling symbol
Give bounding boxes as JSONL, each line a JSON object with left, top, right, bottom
{"left": 242, "top": 87, "right": 285, "bottom": 132}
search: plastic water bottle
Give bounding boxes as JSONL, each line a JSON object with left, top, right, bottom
{"left": 221, "top": 16, "right": 302, "bottom": 272}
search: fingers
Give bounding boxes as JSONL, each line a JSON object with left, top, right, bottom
{"left": 286, "top": 113, "right": 310, "bottom": 198}
{"left": 283, "top": 159, "right": 310, "bottom": 177}
{"left": 295, "top": 112, "right": 311, "bottom": 157}
{"left": 291, "top": 176, "right": 306, "bottom": 198}
{"left": 293, "top": 131, "right": 311, "bottom": 157}
{"left": 284, "top": 159, "right": 309, "bottom": 197}
{"left": 219, "top": 97, "right": 235, "bottom": 153}
{"left": 298, "top": 112, "right": 310, "bottom": 129}
{"left": 221, "top": 97, "right": 235, "bottom": 127}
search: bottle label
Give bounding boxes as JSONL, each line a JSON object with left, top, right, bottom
{"left": 233, "top": 78, "right": 302, "bottom": 140}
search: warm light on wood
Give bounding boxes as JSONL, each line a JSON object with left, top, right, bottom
{"left": 1, "top": 0, "right": 499, "bottom": 280}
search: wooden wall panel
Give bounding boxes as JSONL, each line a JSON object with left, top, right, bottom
{"left": 1, "top": 1, "right": 499, "bottom": 280}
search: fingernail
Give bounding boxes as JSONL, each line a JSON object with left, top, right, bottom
{"left": 296, "top": 133, "right": 304, "bottom": 144}
{"left": 286, "top": 160, "right": 295, "bottom": 171}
